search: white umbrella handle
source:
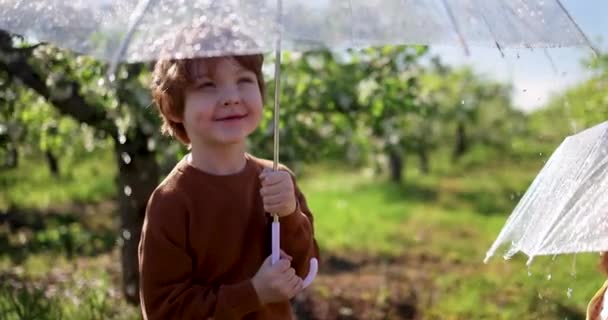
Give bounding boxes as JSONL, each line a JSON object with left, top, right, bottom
{"left": 271, "top": 217, "right": 318, "bottom": 288}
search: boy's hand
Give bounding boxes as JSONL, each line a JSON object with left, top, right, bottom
{"left": 252, "top": 251, "right": 303, "bottom": 304}
{"left": 259, "top": 168, "right": 297, "bottom": 217}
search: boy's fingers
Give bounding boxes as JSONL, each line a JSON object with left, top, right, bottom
{"left": 263, "top": 194, "right": 284, "bottom": 206}
{"left": 274, "top": 259, "right": 291, "bottom": 272}
{"left": 260, "top": 184, "right": 284, "bottom": 197}
{"left": 259, "top": 173, "right": 286, "bottom": 187}
{"left": 280, "top": 250, "right": 293, "bottom": 261}
{"left": 289, "top": 277, "right": 303, "bottom": 296}
{"left": 264, "top": 204, "right": 285, "bottom": 215}
{"left": 262, "top": 254, "right": 273, "bottom": 265}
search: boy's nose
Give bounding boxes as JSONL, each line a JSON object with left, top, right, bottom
{"left": 222, "top": 97, "right": 240, "bottom": 106}
{"left": 220, "top": 88, "right": 240, "bottom": 106}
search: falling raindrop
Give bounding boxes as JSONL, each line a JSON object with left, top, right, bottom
{"left": 460, "top": 100, "right": 465, "bottom": 105}
{"left": 538, "top": 292, "right": 543, "bottom": 300}
{"left": 119, "top": 134, "right": 127, "bottom": 144}
{"left": 122, "top": 230, "right": 131, "bottom": 240}
{"left": 566, "top": 288, "right": 573, "bottom": 299}
{"left": 97, "top": 78, "right": 105, "bottom": 87}
{"left": 546, "top": 273, "right": 552, "bottom": 281}
{"left": 539, "top": 152, "right": 543, "bottom": 156}
{"left": 121, "top": 152, "right": 132, "bottom": 164}
{"left": 124, "top": 185, "right": 132, "bottom": 196}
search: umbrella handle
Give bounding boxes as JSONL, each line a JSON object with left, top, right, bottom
{"left": 271, "top": 218, "right": 318, "bottom": 289}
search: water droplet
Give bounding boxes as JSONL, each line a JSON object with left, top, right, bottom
{"left": 108, "top": 74, "right": 116, "bottom": 83}
{"left": 124, "top": 185, "right": 132, "bottom": 196}
{"left": 122, "top": 230, "right": 131, "bottom": 240}
{"left": 566, "top": 287, "right": 573, "bottom": 299}
{"left": 539, "top": 152, "right": 543, "bottom": 156}
{"left": 538, "top": 292, "right": 543, "bottom": 300}
{"left": 546, "top": 274, "right": 552, "bottom": 280}
{"left": 121, "top": 152, "right": 131, "bottom": 164}
{"left": 460, "top": 100, "right": 465, "bottom": 105}
{"left": 147, "top": 139, "right": 156, "bottom": 151}
{"left": 119, "top": 134, "right": 127, "bottom": 144}
{"left": 97, "top": 78, "right": 105, "bottom": 87}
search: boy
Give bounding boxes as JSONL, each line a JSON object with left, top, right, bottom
{"left": 138, "top": 52, "right": 319, "bottom": 319}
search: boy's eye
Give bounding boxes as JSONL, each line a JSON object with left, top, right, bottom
{"left": 238, "top": 77, "right": 255, "bottom": 84}
{"left": 197, "top": 81, "right": 215, "bottom": 89}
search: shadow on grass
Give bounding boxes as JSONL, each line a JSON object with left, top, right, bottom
{"left": 0, "top": 206, "right": 116, "bottom": 264}
{"left": 356, "top": 176, "right": 523, "bottom": 217}
{"left": 353, "top": 180, "right": 438, "bottom": 204}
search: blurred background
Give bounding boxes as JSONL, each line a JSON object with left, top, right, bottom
{"left": 1, "top": 3, "right": 608, "bottom": 318}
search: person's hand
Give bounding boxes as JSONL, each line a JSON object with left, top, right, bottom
{"left": 252, "top": 251, "right": 303, "bottom": 304}
{"left": 259, "top": 168, "right": 297, "bottom": 217}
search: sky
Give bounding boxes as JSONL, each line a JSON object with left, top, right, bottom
{"left": 430, "top": 0, "right": 608, "bottom": 112}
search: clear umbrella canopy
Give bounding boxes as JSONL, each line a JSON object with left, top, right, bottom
{"left": 485, "top": 121, "right": 608, "bottom": 265}
{"left": 0, "top": 0, "right": 597, "bottom": 63}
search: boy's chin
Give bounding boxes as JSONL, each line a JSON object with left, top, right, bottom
{"left": 211, "top": 133, "right": 250, "bottom": 145}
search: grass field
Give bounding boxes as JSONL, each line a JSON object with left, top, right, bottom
{"left": 0, "top": 150, "right": 604, "bottom": 319}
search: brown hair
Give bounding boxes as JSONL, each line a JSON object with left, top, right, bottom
{"left": 151, "top": 55, "right": 265, "bottom": 144}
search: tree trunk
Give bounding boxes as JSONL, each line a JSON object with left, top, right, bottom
{"left": 114, "top": 130, "right": 159, "bottom": 305}
{"left": 418, "top": 147, "right": 429, "bottom": 174}
{"left": 8, "top": 144, "right": 17, "bottom": 168}
{"left": 388, "top": 148, "right": 403, "bottom": 183}
{"left": 453, "top": 122, "right": 468, "bottom": 161}
{"left": 45, "top": 150, "right": 60, "bottom": 176}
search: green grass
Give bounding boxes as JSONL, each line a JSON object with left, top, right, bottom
{"left": 0, "top": 150, "right": 604, "bottom": 319}
{"left": 0, "top": 150, "right": 116, "bottom": 211}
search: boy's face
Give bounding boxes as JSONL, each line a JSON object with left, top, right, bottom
{"left": 182, "top": 57, "right": 263, "bottom": 146}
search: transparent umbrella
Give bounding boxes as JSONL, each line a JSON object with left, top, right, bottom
{"left": 485, "top": 120, "right": 608, "bottom": 266}
{"left": 0, "top": 0, "right": 602, "bottom": 288}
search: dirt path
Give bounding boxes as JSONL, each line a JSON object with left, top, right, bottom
{"left": 293, "top": 251, "right": 463, "bottom": 320}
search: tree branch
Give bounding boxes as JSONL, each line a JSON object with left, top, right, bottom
{"left": 0, "top": 30, "right": 115, "bottom": 135}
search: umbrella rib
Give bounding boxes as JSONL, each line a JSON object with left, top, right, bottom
{"left": 554, "top": 0, "right": 601, "bottom": 56}
{"left": 108, "top": 0, "right": 156, "bottom": 79}
{"left": 439, "top": 0, "right": 470, "bottom": 56}
{"left": 477, "top": 6, "right": 505, "bottom": 58}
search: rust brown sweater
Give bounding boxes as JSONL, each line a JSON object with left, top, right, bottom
{"left": 138, "top": 154, "right": 319, "bottom": 320}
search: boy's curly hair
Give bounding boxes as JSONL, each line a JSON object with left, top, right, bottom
{"left": 149, "top": 21, "right": 265, "bottom": 144}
